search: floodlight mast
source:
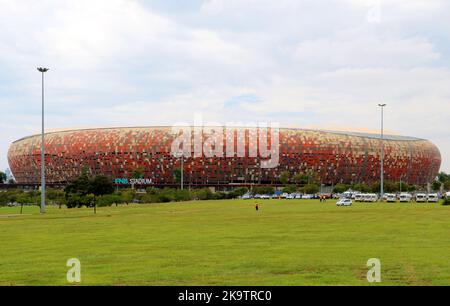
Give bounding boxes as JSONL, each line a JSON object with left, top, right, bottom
{"left": 37, "top": 67, "right": 49, "bottom": 214}
{"left": 378, "top": 103, "right": 387, "bottom": 200}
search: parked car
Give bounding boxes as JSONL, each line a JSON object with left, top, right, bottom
{"left": 428, "top": 193, "right": 439, "bottom": 203}
{"left": 260, "top": 194, "right": 271, "bottom": 200}
{"left": 285, "top": 194, "right": 295, "bottom": 199}
{"left": 242, "top": 193, "right": 252, "bottom": 200}
{"left": 385, "top": 193, "right": 397, "bottom": 203}
{"left": 337, "top": 198, "right": 353, "bottom": 206}
{"left": 294, "top": 193, "right": 303, "bottom": 199}
{"left": 415, "top": 193, "right": 428, "bottom": 203}
{"left": 354, "top": 193, "right": 364, "bottom": 202}
{"left": 399, "top": 193, "right": 413, "bottom": 203}
{"left": 363, "top": 193, "right": 378, "bottom": 202}
{"left": 302, "top": 194, "right": 314, "bottom": 199}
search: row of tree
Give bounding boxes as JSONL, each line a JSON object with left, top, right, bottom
{"left": 0, "top": 171, "right": 15, "bottom": 184}
{"left": 434, "top": 172, "right": 450, "bottom": 191}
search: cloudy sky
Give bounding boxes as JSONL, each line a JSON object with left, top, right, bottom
{"left": 0, "top": 0, "right": 449, "bottom": 173}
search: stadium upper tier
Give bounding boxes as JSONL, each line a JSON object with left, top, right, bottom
{"left": 8, "top": 126, "right": 441, "bottom": 185}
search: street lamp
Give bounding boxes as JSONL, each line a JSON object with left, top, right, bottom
{"left": 180, "top": 155, "right": 184, "bottom": 190}
{"left": 378, "top": 103, "right": 386, "bottom": 200}
{"left": 38, "top": 67, "right": 49, "bottom": 214}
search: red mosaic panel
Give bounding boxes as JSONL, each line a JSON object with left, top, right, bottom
{"left": 7, "top": 127, "right": 441, "bottom": 185}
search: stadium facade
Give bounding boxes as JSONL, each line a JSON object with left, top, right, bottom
{"left": 7, "top": 126, "right": 441, "bottom": 186}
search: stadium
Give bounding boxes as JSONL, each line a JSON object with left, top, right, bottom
{"left": 7, "top": 126, "right": 441, "bottom": 186}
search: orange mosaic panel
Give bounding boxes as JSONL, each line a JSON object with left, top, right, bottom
{"left": 7, "top": 127, "right": 441, "bottom": 185}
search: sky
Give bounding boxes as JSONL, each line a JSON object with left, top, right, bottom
{"left": 0, "top": 0, "right": 449, "bottom": 173}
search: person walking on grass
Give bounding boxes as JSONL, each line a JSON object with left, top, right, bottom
{"left": 255, "top": 203, "right": 259, "bottom": 211}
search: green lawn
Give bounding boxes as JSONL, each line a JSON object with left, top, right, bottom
{"left": 1, "top": 200, "right": 449, "bottom": 286}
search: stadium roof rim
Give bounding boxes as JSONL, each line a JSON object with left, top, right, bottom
{"left": 12, "top": 126, "right": 424, "bottom": 143}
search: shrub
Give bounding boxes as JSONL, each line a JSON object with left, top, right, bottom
{"left": 97, "top": 194, "right": 122, "bottom": 207}
{"left": 352, "top": 183, "right": 372, "bottom": 193}
{"left": 302, "top": 184, "right": 319, "bottom": 194}
{"left": 252, "top": 186, "right": 274, "bottom": 195}
{"left": 443, "top": 197, "right": 450, "bottom": 206}
{"left": 332, "top": 184, "right": 348, "bottom": 194}
{"left": 282, "top": 185, "right": 298, "bottom": 194}
{"left": 174, "top": 189, "right": 193, "bottom": 202}
{"left": 232, "top": 187, "right": 248, "bottom": 197}
{"left": 66, "top": 193, "right": 95, "bottom": 209}
{"left": 194, "top": 188, "right": 214, "bottom": 200}
{"left": 0, "top": 189, "right": 24, "bottom": 206}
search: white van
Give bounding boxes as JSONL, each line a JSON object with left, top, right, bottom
{"left": 364, "top": 193, "right": 378, "bottom": 202}
{"left": 386, "top": 193, "right": 397, "bottom": 203}
{"left": 416, "top": 193, "right": 428, "bottom": 203}
{"left": 354, "top": 194, "right": 364, "bottom": 202}
{"left": 399, "top": 193, "right": 412, "bottom": 203}
{"left": 427, "top": 193, "right": 439, "bottom": 203}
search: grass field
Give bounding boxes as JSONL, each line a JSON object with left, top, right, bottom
{"left": 1, "top": 199, "right": 450, "bottom": 286}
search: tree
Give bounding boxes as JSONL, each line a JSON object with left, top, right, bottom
{"left": 252, "top": 186, "right": 275, "bottom": 195}
{"left": 46, "top": 188, "right": 66, "bottom": 208}
{"left": 352, "top": 183, "right": 371, "bottom": 193}
{"left": 444, "top": 181, "right": 450, "bottom": 191}
{"left": 332, "top": 184, "right": 348, "bottom": 194}
{"left": 432, "top": 180, "right": 442, "bottom": 191}
{"left": 0, "top": 171, "right": 6, "bottom": 184}
{"left": 282, "top": 185, "right": 297, "bottom": 194}
{"left": 302, "top": 184, "right": 319, "bottom": 194}
{"left": 173, "top": 169, "right": 182, "bottom": 183}
{"left": 65, "top": 172, "right": 91, "bottom": 195}
{"left": 293, "top": 173, "right": 308, "bottom": 185}
{"left": 384, "top": 181, "right": 398, "bottom": 193}
{"left": 279, "top": 171, "right": 290, "bottom": 185}
{"left": 371, "top": 182, "right": 381, "bottom": 193}
{"left": 438, "top": 172, "right": 450, "bottom": 184}
{"left": 132, "top": 168, "right": 145, "bottom": 179}
{"left": 232, "top": 187, "right": 248, "bottom": 197}
{"left": 89, "top": 175, "right": 114, "bottom": 196}
{"left": 17, "top": 193, "right": 31, "bottom": 214}
{"left": 120, "top": 189, "right": 136, "bottom": 205}
{"left": 65, "top": 173, "right": 114, "bottom": 212}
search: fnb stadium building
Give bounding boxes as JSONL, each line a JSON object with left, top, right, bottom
{"left": 7, "top": 126, "right": 441, "bottom": 186}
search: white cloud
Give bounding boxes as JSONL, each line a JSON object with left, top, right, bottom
{"left": 0, "top": 0, "right": 449, "bottom": 173}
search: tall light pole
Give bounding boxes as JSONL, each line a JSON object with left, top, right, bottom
{"left": 378, "top": 103, "right": 386, "bottom": 200}
{"left": 180, "top": 156, "right": 184, "bottom": 190}
{"left": 38, "top": 67, "right": 49, "bottom": 214}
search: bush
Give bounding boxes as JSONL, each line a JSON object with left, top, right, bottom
{"left": 232, "top": 187, "right": 248, "bottom": 197}
{"left": 194, "top": 188, "right": 214, "bottom": 200}
{"left": 66, "top": 193, "right": 95, "bottom": 209}
{"left": 97, "top": 194, "right": 122, "bottom": 207}
{"left": 252, "top": 186, "right": 274, "bottom": 195}
{"left": 302, "top": 184, "right": 319, "bottom": 194}
{"left": 0, "top": 189, "right": 24, "bottom": 206}
{"left": 174, "top": 189, "right": 193, "bottom": 202}
{"left": 443, "top": 196, "right": 450, "bottom": 206}
{"left": 352, "top": 183, "right": 372, "bottom": 193}
{"left": 282, "top": 185, "right": 298, "bottom": 194}
{"left": 332, "top": 184, "right": 348, "bottom": 194}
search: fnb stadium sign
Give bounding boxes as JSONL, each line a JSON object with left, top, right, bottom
{"left": 114, "top": 178, "right": 153, "bottom": 185}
